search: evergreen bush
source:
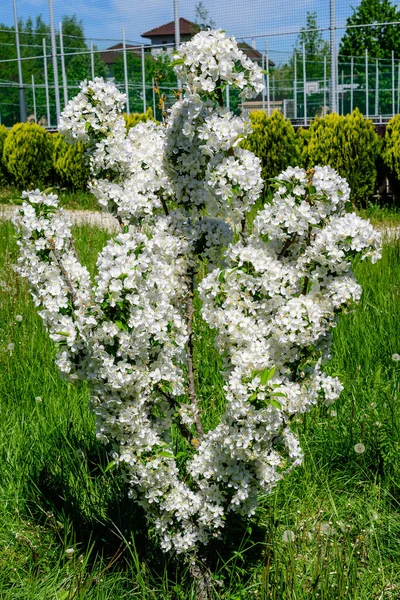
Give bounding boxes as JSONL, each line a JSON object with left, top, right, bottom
{"left": 3, "top": 123, "right": 52, "bottom": 189}
{"left": 306, "top": 109, "right": 380, "bottom": 207}
{"left": 52, "top": 132, "right": 89, "bottom": 191}
{"left": 381, "top": 114, "right": 400, "bottom": 198}
{"left": 0, "top": 124, "right": 9, "bottom": 185}
{"left": 241, "top": 110, "right": 300, "bottom": 184}
{"left": 123, "top": 107, "right": 156, "bottom": 130}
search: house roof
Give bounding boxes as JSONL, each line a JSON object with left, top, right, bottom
{"left": 100, "top": 43, "right": 142, "bottom": 65}
{"left": 238, "top": 42, "right": 275, "bottom": 67}
{"left": 142, "top": 18, "right": 200, "bottom": 39}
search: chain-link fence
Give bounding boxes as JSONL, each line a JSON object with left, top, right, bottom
{"left": 1, "top": 0, "right": 400, "bottom": 127}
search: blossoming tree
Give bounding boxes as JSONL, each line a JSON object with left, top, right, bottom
{"left": 15, "top": 30, "right": 381, "bottom": 556}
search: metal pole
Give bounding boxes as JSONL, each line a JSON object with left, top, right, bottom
{"left": 59, "top": 21, "right": 68, "bottom": 109}
{"left": 43, "top": 38, "right": 51, "bottom": 127}
{"left": 141, "top": 45, "right": 146, "bottom": 113}
{"left": 31, "top": 74, "right": 37, "bottom": 122}
{"left": 122, "top": 28, "right": 130, "bottom": 115}
{"left": 392, "top": 50, "right": 395, "bottom": 117}
{"left": 48, "top": 0, "right": 60, "bottom": 123}
{"left": 341, "top": 69, "right": 344, "bottom": 114}
{"left": 324, "top": 55, "right": 327, "bottom": 113}
{"left": 262, "top": 54, "right": 266, "bottom": 111}
{"left": 365, "top": 48, "right": 368, "bottom": 117}
{"left": 12, "top": 0, "right": 27, "bottom": 122}
{"left": 375, "top": 57, "right": 379, "bottom": 117}
{"left": 226, "top": 85, "right": 230, "bottom": 110}
{"left": 266, "top": 40, "right": 270, "bottom": 116}
{"left": 329, "top": 0, "right": 337, "bottom": 113}
{"left": 294, "top": 50, "right": 297, "bottom": 119}
{"left": 350, "top": 56, "right": 354, "bottom": 113}
{"left": 152, "top": 77, "right": 156, "bottom": 118}
{"left": 90, "top": 41, "right": 95, "bottom": 80}
{"left": 397, "top": 60, "right": 400, "bottom": 114}
{"left": 174, "top": 0, "right": 180, "bottom": 50}
{"left": 303, "top": 42, "right": 307, "bottom": 125}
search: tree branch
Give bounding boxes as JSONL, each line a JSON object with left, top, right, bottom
{"left": 187, "top": 269, "right": 204, "bottom": 440}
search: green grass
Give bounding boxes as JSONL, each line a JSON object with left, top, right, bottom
{"left": 0, "top": 221, "right": 399, "bottom": 598}
{"left": 0, "top": 186, "right": 100, "bottom": 211}
{"left": 357, "top": 204, "right": 400, "bottom": 227}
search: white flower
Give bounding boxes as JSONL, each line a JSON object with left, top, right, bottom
{"left": 354, "top": 443, "right": 366, "bottom": 455}
{"left": 282, "top": 530, "right": 295, "bottom": 543}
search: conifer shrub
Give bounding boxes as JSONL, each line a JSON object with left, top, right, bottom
{"left": 306, "top": 109, "right": 380, "bottom": 207}
{"left": 0, "top": 124, "right": 9, "bottom": 185}
{"left": 241, "top": 110, "right": 300, "bottom": 184}
{"left": 381, "top": 114, "right": 400, "bottom": 198}
{"left": 51, "top": 132, "right": 89, "bottom": 191}
{"left": 123, "top": 107, "right": 156, "bottom": 130}
{"left": 3, "top": 123, "right": 52, "bottom": 189}
{"left": 297, "top": 126, "right": 311, "bottom": 169}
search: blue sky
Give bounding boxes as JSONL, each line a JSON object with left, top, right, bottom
{"left": 0, "top": 0, "right": 367, "bottom": 62}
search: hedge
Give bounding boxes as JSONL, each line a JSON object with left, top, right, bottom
{"left": 306, "top": 109, "right": 380, "bottom": 207}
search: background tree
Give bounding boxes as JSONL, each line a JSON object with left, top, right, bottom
{"left": 0, "top": 15, "right": 106, "bottom": 127}
{"left": 194, "top": 2, "right": 216, "bottom": 31}
{"left": 339, "top": 0, "right": 400, "bottom": 58}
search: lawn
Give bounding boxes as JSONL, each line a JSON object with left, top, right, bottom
{"left": 0, "top": 221, "right": 399, "bottom": 599}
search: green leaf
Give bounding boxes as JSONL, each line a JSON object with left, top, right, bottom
{"left": 169, "top": 58, "right": 185, "bottom": 67}
{"left": 260, "top": 365, "right": 276, "bottom": 386}
{"left": 104, "top": 460, "right": 116, "bottom": 473}
{"left": 158, "top": 451, "right": 175, "bottom": 459}
{"left": 270, "top": 399, "right": 282, "bottom": 410}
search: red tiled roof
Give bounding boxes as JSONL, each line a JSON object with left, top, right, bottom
{"left": 100, "top": 43, "right": 142, "bottom": 65}
{"left": 238, "top": 42, "right": 275, "bottom": 67}
{"left": 142, "top": 18, "right": 200, "bottom": 39}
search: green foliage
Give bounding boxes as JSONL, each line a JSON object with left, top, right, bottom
{"left": 306, "top": 109, "right": 380, "bottom": 206}
{"left": 296, "top": 126, "right": 312, "bottom": 168}
{"left": 242, "top": 110, "right": 300, "bottom": 184}
{"left": 51, "top": 133, "right": 89, "bottom": 191}
{"left": 339, "top": 0, "right": 400, "bottom": 58}
{"left": 381, "top": 114, "right": 400, "bottom": 196}
{"left": 3, "top": 122, "right": 52, "bottom": 189}
{"left": 0, "top": 125, "right": 9, "bottom": 185}
{"left": 123, "top": 107, "right": 156, "bottom": 130}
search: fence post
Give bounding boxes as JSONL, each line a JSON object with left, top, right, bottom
{"left": 293, "top": 50, "right": 297, "bottom": 119}
{"left": 59, "top": 21, "right": 68, "bottom": 109}
{"left": 32, "top": 75, "right": 37, "bottom": 123}
{"left": 392, "top": 50, "right": 396, "bottom": 117}
{"left": 141, "top": 45, "right": 146, "bottom": 113}
{"left": 152, "top": 77, "right": 156, "bottom": 119}
{"left": 122, "top": 28, "right": 130, "bottom": 115}
{"left": 266, "top": 40, "right": 270, "bottom": 116}
{"left": 262, "top": 54, "right": 266, "bottom": 111}
{"left": 13, "top": 0, "right": 27, "bottom": 122}
{"left": 375, "top": 57, "right": 379, "bottom": 117}
{"left": 303, "top": 42, "right": 307, "bottom": 125}
{"left": 341, "top": 69, "right": 344, "bottom": 114}
{"left": 324, "top": 55, "right": 327, "bottom": 114}
{"left": 350, "top": 56, "right": 353, "bottom": 113}
{"left": 91, "top": 41, "right": 95, "bottom": 80}
{"left": 43, "top": 38, "right": 51, "bottom": 127}
{"left": 398, "top": 61, "right": 400, "bottom": 113}
{"left": 365, "top": 49, "right": 369, "bottom": 117}
{"left": 48, "top": 0, "right": 61, "bottom": 123}
{"left": 329, "top": 0, "right": 337, "bottom": 113}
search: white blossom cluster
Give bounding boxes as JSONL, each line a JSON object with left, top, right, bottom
{"left": 16, "top": 30, "right": 382, "bottom": 555}
{"left": 173, "top": 29, "right": 264, "bottom": 98}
